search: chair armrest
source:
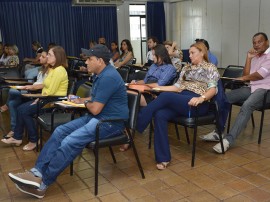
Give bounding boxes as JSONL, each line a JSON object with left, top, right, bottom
{"left": 221, "top": 77, "right": 247, "bottom": 90}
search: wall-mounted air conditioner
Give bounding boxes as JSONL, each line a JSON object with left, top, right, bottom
{"left": 73, "top": 0, "right": 123, "bottom": 6}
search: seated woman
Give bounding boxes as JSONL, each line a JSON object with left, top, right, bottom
{"left": 23, "top": 41, "right": 43, "bottom": 67}
{"left": 6, "top": 45, "right": 19, "bottom": 67}
{"left": 163, "top": 41, "right": 183, "bottom": 71}
{"left": 114, "top": 39, "right": 134, "bottom": 68}
{"left": 1, "top": 46, "right": 68, "bottom": 151}
{"left": 111, "top": 41, "right": 120, "bottom": 62}
{"left": 136, "top": 42, "right": 220, "bottom": 170}
{"left": 0, "top": 51, "right": 49, "bottom": 139}
{"left": 130, "top": 44, "right": 177, "bottom": 106}
{"left": 0, "top": 44, "right": 10, "bottom": 66}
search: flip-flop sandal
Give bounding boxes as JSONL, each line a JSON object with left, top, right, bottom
{"left": 156, "top": 162, "right": 170, "bottom": 170}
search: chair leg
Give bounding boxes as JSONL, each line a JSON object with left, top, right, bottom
{"left": 130, "top": 138, "right": 145, "bottom": 179}
{"left": 191, "top": 126, "right": 198, "bottom": 167}
{"left": 148, "top": 121, "right": 153, "bottom": 149}
{"left": 109, "top": 146, "right": 116, "bottom": 163}
{"left": 70, "top": 161, "right": 73, "bottom": 176}
{"left": 227, "top": 106, "right": 232, "bottom": 134}
{"left": 94, "top": 147, "right": 99, "bottom": 196}
{"left": 251, "top": 113, "right": 255, "bottom": 128}
{"left": 258, "top": 110, "right": 265, "bottom": 144}
{"left": 184, "top": 126, "right": 190, "bottom": 145}
{"left": 174, "top": 123, "right": 180, "bottom": 140}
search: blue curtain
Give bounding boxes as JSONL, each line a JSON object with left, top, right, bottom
{"left": 147, "top": 2, "right": 166, "bottom": 43}
{"left": 0, "top": 1, "right": 118, "bottom": 60}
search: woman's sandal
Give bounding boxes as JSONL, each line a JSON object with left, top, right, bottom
{"left": 0, "top": 105, "right": 9, "bottom": 113}
{"left": 119, "top": 144, "right": 130, "bottom": 152}
{"left": 3, "top": 131, "right": 14, "bottom": 139}
{"left": 1, "top": 137, "right": 22, "bottom": 146}
{"left": 156, "top": 162, "right": 170, "bottom": 170}
{"left": 22, "top": 142, "right": 37, "bottom": 151}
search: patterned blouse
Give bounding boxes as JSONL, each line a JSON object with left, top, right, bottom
{"left": 6, "top": 55, "right": 19, "bottom": 67}
{"left": 174, "top": 61, "right": 220, "bottom": 95}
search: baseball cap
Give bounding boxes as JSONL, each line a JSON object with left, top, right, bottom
{"left": 84, "top": 44, "right": 112, "bottom": 62}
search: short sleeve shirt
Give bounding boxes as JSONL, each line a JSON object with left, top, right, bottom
{"left": 91, "top": 64, "right": 129, "bottom": 120}
{"left": 250, "top": 48, "right": 270, "bottom": 92}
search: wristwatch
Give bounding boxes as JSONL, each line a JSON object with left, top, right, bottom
{"left": 84, "top": 100, "right": 91, "bottom": 107}
{"left": 201, "top": 95, "right": 206, "bottom": 101}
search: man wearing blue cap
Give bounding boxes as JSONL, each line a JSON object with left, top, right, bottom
{"left": 7, "top": 44, "right": 129, "bottom": 198}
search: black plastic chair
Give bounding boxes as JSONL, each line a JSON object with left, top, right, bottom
{"left": 117, "top": 66, "right": 130, "bottom": 82}
{"left": 37, "top": 83, "right": 92, "bottom": 149}
{"left": 70, "top": 90, "right": 145, "bottom": 195}
{"left": 132, "top": 58, "right": 136, "bottom": 64}
{"left": 221, "top": 65, "right": 244, "bottom": 90}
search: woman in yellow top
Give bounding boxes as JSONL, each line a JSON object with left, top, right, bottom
{"left": 1, "top": 46, "right": 68, "bottom": 151}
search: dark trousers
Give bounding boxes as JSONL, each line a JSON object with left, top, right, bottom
{"left": 13, "top": 100, "right": 46, "bottom": 143}
{"left": 137, "top": 91, "right": 209, "bottom": 163}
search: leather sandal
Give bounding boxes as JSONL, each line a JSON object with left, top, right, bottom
{"left": 156, "top": 162, "right": 170, "bottom": 170}
{"left": 1, "top": 137, "right": 22, "bottom": 146}
{"left": 22, "top": 142, "right": 37, "bottom": 151}
{"left": 3, "top": 131, "right": 14, "bottom": 139}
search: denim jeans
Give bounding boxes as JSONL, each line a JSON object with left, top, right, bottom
{"left": 25, "top": 67, "right": 40, "bottom": 79}
{"left": 13, "top": 100, "right": 46, "bottom": 142}
{"left": 7, "top": 89, "right": 27, "bottom": 131}
{"left": 31, "top": 115, "right": 123, "bottom": 186}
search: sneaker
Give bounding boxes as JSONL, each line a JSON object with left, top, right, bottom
{"left": 213, "top": 139, "right": 230, "bottom": 154}
{"left": 199, "top": 130, "right": 224, "bottom": 142}
{"left": 8, "top": 171, "right": 42, "bottom": 189}
{"left": 15, "top": 184, "right": 46, "bottom": 199}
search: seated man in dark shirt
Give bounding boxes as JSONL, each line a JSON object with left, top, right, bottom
{"left": 8, "top": 44, "right": 129, "bottom": 199}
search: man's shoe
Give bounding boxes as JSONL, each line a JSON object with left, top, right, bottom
{"left": 213, "top": 139, "right": 230, "bottom": 154}
{"left": 8, "top": 171, "right": 42, "bottom": 188}
{"left": 15, "top": 184, "right": 45, "bottom": 199}
{"left": 199, "top": 130, "right": 224, "bottom": 142}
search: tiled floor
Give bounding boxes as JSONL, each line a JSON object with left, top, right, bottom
{"left": 1, "top": 102, "right": 270, "bottom": 201}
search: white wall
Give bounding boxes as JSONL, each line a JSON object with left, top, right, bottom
{"left": 117, "top": 0, "right": 270, "bottom": 67}
{"left": 168, "top": 0, "right": 270, "bottom": 68}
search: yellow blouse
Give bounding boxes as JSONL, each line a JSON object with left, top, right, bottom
{"left": 42, "top": 66, "right": 68, "bottom": 96}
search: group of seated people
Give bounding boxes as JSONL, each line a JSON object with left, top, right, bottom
{"left": 0, "top": 42, "right": 20, "bottom": 67}
{"left": 1, "top": 32, "right": 270, "bottom": 199}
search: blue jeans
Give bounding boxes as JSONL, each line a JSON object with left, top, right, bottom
{"left": 25, "top": 66, "right": 40, "bottom": 79}
{"left": 6, "top": 89, "right": 27, "bottom": 131}
{"left": 13, "top": 100, "right": 46, "bottom": 142}
{"left": 137, "top": 91, "right": 209, "bottom": 163}
{"left": 31, "top": 115, "right": 123, "bottom": 186}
